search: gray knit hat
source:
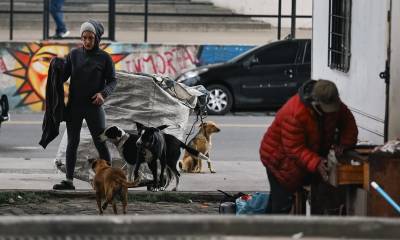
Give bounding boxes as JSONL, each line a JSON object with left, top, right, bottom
{"left": 80, "top": 21, "right": 96, "bottom": 36}
{"left": 80, "top": 20, "right": 104, "bottom": 50}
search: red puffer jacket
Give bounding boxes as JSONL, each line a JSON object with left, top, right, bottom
{"left": 259, "top": 83, "right": 358, "bottom": 192}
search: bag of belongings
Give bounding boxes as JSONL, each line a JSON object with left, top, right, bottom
{"left": 235, "top": 192, "right": 269, "bottom": 215}
{"left": 217, "top": 189, "right": 246, "bottom": 214}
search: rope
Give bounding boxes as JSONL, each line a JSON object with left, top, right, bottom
{"left": 147, "top": 77, "right": 158, "bottom": 127}
{"left": 184, "top": 104, "right": 207, "bottom": 145}
{"left": 184, "top": 114, "right": 198, "bottom": 144}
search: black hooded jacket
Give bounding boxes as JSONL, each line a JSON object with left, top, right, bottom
{"left": 39, "top": 57, "right": 66, "bottom": 148}
{"left": 39, "top": 20, "right": 117, "bottom": 148}
{"left": 298, "top": 80, "right": 316, "bottom": 108}
{"left": 63, "top": 20, "right": 117, "bottom": 106}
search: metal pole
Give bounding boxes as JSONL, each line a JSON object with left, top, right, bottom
{"left": 144, "top": 0, "right": 148, "bottom": 42}
{"left": 291, "top": 0, "right": 296, "bottom": 38}
{"left": 277, "top": 0, "right": 282, "bottom": 40}
{"left": 46, "top": 0, "right": 50, "bottom": 39}
{"left": 108, "top": 0, "right": 115, "bottom": 41}
{"left": 328, "top": 0, "right": 332, "bottom": 66}
{"left": 43, "top": 0, "right": 49, "bottom": 40}
{"left": 384, "top": 0, "right": 392, "bottom": 142}
{"left": 9, "top": 0, "right": 13, "bottom": 40}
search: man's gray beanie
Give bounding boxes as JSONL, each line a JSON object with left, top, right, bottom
{"left": 80, "top": 21, "right": 96, "bottom": 36}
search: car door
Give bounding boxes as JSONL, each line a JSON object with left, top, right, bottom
{"left": 238, "top": 41, "right": 301, "bottom": 108}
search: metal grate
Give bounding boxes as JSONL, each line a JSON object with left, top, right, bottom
{"left": 328, "top": 0, "right": 352, "bottom": 72}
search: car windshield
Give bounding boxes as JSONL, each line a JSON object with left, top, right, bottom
{"left": 228, "top": 44, "right": 266, "bottom": 63}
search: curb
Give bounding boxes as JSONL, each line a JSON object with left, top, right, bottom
{"left": 0, "top": 189, "right": 253, "bottom": 203}
{"left": 0, "top": 215, "right": 399, "bottom": 239}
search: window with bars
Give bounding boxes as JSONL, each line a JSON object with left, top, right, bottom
{"left": 328, "top": 0, "right": 352, "bottom": 72}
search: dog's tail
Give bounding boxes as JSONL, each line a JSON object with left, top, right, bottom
{"left": 179, "top": 140, "right": 216, "bottom": 173}
{"left": 177, "top": 142, "right": 208, "bottom": 171}
{"left": 177, "top": 160, "right": 183, "bottom": 170}
{"left": 180, "top": 141, "right": 210, "bottom": 161}
{"left": 116, "top": 178, "right": 141, "bottom": 188}
{"left": 178, "top": 141, "right": 209, "bottom": 162}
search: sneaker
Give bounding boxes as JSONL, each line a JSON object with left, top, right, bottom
{"left": 50, "top": 30, "right": 70, "bottom": 39}
{"left": 0, "top": 114, "right": 9, "bottom": 122}
{"left": 60, "top": 30, "right": 70, "bottom": 38}
{"left": 53, "top": 180, "right": 75, "bottom": 190}
{"left": 50, "top": 33, "right": 61, "bottom": 39}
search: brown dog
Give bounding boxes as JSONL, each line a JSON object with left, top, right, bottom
{"left": 179, "top": 121, "right": 220, "bottom": 173}
{"left": 89, "top": 158, "right": 138, "bottom": 215}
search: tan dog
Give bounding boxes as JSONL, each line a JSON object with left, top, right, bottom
{"left": 89, "top": 158, "right": 138, "bottom": 215}
{"left": 179, "top": 121, "right": 220, "bottom": 173}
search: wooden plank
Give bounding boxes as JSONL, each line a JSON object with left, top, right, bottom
{"left": 337, "top": 164, "right": 363, "bottom": 185}
{"left": 363, "top": 162, "right": 369, "bottom": 190}
{"left": 367, "top": 153, "right": 400, "bottom": 217}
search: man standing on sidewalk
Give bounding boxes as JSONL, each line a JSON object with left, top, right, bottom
{"left": 259, "top": 79, "right": 358, "bottom": 214}
{"left": 50, "top": 0, "right": 70, "bottom": 38}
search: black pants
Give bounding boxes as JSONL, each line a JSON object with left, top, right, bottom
{"left": 65, "top": 105, "right": 110, "bottom": 180}
{"left": 265, "top": 168, "right": 294, "bottom": 214}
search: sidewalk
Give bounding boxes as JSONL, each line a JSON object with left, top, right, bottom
{"left": 0, "top": 157, "right": 268, "bottom": 192}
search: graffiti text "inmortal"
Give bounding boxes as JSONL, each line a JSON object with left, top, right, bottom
{"left": 124, "top": 47, "right": 198, "bottom": 77}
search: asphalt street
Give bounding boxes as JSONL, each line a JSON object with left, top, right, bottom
{"left": 0, "top": 112, "right": 274, "bottom": 162}
{"left": 0, "top": 112, "right": 275, "bottom": 191}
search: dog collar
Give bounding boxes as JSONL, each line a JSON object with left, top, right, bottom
{"left": 117, "top": 133, "right": 130, "bottom": 150}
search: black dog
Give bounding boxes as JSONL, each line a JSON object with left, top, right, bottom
{"left": 134, "top": 122, "right": 209, "bottom": 191}
{"left": 99, "top": 126, "right": 141, "bottom": 181}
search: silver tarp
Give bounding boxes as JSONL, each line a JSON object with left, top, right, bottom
{"left": 55, "top": 72, "right": 206, "bottom": 188}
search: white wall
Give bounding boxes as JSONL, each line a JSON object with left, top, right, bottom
{"left": 389, "top": 0, "right": 400, "bottom": 140}
{"left": 193, "top": 0, "right": 312, "bottom": 28}
{"left": 312, "top": 0, "right": 389, "bottom": 144}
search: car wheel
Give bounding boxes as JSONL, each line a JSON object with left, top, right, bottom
{"left": 206, "top": 85, "right": 233, "bottom": 115}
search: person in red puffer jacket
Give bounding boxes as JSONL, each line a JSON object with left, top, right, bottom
{"left": 259, "top": 79, "right": 358, "bottom": 214}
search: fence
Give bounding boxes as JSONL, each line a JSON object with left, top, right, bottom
{"left": 1, "top": 0, "right": 312, "bottom": 42}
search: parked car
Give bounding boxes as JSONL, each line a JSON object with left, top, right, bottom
{"left": 176, "top": 39, "right": 311, "bottom": 115}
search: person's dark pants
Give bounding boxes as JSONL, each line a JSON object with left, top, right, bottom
{"left": 265, "top": 168, "right": 294, "bottom": 214}
{"left": 50, "top": 0, "right": 67, "bottom": 34}
{"left": 65, "top": 105, "right": 110, "bottom": 180}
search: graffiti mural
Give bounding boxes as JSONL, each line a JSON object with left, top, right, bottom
{"left": 123, "top": 45, "right": 199, "bottom": 76}
{"left": 0, "top": 42, "right": 254, "bottom": 111}
{"left": 3, "top": 43, "right": 71, "bottom": 111}
{"left": 0, "top": 42, "right": 128, "bottom": 111}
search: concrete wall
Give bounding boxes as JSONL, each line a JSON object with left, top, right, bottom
{"left": 1, "top": 215, "right": 400, "bottom": 239}
{"left": 388, "top": 0, "right": 400, "bottom": 140}
{"left": 312, "top": 0, "right": 389, "bottom": 144}
{"left": 0, "top": 41, "right": 253, "bottom": 112}
{"left": 193, "top": 0, "right": 312, "bottom": 28}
